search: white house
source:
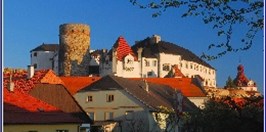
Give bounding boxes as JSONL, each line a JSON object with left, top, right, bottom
{"left": 74, "top": 75, "right": 197, "bottom": 132}
{"left": 30, "top": 43, "right": 59, "bottom": 74}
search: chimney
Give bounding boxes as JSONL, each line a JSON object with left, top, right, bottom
{"left": 102, "top": 49, "right": 107, "bottom": 53}
{"left": 143, "top": 79, "right": 149, "bottom": 92}
{"left": 150, "top": 34, "right": 161, "bottom": 44}
{"left": 137, "top": 48, "right": 143, "bottom": 61}
{"left": 27, "top": 65, "right": 34, "bottom": 79}
{"left": 8, "top": 71, "right": 14, "bottom": 92}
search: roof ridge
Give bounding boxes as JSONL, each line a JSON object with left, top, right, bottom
{"left": 110, "top": 76, "right": 155, "bottom": 109}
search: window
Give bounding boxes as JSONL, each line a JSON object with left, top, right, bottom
{"left": 33, "top": 52, "right": 37, "bottom": 57}
{"left": 33, "top": 63, "right": 37, "bottom": 69}
{"left": 190, "top": 64, "right": 193, "bottom": 69}
{"left": 127, "top": 58, "right": 133, "bottom": 64}
{"left": 163, "top": 63, "right": 170, "bottom": 71}
{"left": 87, "top": 112, "right": 95, "bottom": 120}
{"left": 56, "top": 130, "right": 69, "bottom": 132}
{"left": 185, "top": 63, "right": 188, "bottom": 69}
{"left": 145, "top": 60, "right": 150, "bottom": 67}
{"left": 87, "top": 95, "right": 93, "bottom": 102}
{"left": 106, "top": 94, "right": 114, "bottom": 102}
{"left": 152, "top": 60, "right": 157, "bottom": 67}
{"left": 104, "top": 112, "right": 114, "bottom": 120}
{"left": 147, "top": 71, "right": 153, "bottom": 76}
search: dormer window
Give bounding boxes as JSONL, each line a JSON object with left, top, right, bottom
{"left": 127, "top": 59, "right": 133, "bottom": 64}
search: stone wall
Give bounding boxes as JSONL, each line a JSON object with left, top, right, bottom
{"left": 59, "top": 23, "right": 90, "bottom": 76}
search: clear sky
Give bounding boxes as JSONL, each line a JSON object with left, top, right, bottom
{"left": 3, "top": 0, "right": 264, "bottom": 92}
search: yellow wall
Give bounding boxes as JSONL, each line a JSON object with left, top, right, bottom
{"left": 4, "top": 124, "right": 80, "bottom": 132}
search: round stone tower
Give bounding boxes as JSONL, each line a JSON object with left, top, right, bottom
{"left": 59, "top": 23, "right": 90, "bottom": 76}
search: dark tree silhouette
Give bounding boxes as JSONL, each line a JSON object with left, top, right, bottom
{"left": 130, "top": 0, "right": 263, "bottom": 60}
{"left": 225, "top": 76, "right": 237, "bottom": 88}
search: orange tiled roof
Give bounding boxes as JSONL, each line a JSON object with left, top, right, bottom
{"left": 173, "top": 65, "right": 185, "bottom": 78}
{"left": 60, "top": 76, "right": 101, "bottom": 95}
{"left": 3, "top": 69, "right": 85, "bottom": 124}
{"left": 131, "top": 78, "right": 206, "bottom": 97}
{"left": 3, "top": 69, "right": 64, "bottom": 94}
{"left": 4, "top": 88, "right": 60, "bottom": 112}
{"left": 113, "top": 36, "right": 137, "bottom": 61}
{"left": 3, "top": 69, "right": 65, "bottom": 111}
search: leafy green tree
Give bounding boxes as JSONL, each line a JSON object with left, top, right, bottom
{"left": 130, "top": 0, "right": 263, "bottom": 60}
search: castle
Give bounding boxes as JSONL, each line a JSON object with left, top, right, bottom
{"left": 30, "top": 23, "right": 217, "bottom": 87}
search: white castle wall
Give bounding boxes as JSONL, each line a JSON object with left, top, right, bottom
{"left": 115, "top": 54, "right": 140, "bottom": 78}
{"left": 158, "top": 53, "right": 182, "bottom": 78}
{"left": 141, "top": 57, "right": 158, "bottom": 78}
{"left": 180, "top": 59, "right": 216, "bottom": 87}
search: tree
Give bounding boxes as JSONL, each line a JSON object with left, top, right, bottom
{"left": 182, "top": 96, "right": 264, "bottom": 132}
{"left": 129, "top": 0, "right": 263, "bottom": 60}
{"left": 152, "top": 106, "right": 179, "bottom": 132}
{"left": 225, "top": 76, "right": 237, "bottom": 88}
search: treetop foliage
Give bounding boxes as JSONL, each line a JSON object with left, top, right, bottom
{"left": 130, "top": 0, "right": 263, "bottom": 60}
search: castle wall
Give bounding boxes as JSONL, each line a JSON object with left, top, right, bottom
{"left": 115, "top": 55, "right": 140, "bottom": 78}
{"left": 158, "top": 53, "right": 182, "bottom": 78}
{"left": 59, "top": 23, "right": 90, "bottom": 76}
{"left": 141, "top": 57, "right": 158, "bottom": 78}
{"left": 180, "top": 60, "right": 216, "bottom": 87}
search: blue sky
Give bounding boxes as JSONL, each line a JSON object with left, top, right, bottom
{"left": 3, "top": 0, "right": 264, "bottom": 92}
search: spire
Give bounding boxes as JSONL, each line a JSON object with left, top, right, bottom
{"left": 112, "top": 36, "right": 137, "bottom": 61}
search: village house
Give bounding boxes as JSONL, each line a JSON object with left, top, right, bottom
{"left": 3, "top": 67, "right": 92, "bottom": 132}
{"left": 72, "top": 75, "right": 198, "bottom": 132}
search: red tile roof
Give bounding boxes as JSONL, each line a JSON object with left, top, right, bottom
{"left": 113, "top": 36, "right": 137, "bottom": 61}
{"left": 3, "top": 69, "right": 64, "bottom": 94}
{"left": 131, "top": 78, "right": 206, "bottom": 97}
{"left": 60, "top": 76, "right": 101, "bottom": 95}
{"left": 172, "top": 65, "right": 185, "bottom": 78}
{"left": 4, "top": 88, "right": 60, "bottom": 112}
{"left": 3, "top": 69, "right": 84, "bottom": 124}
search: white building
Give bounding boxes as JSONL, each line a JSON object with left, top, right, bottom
{"left": 30, "top": 35, "right": 216, "bottom": 87}
{"left": 30, "top": 43, "right": 59, "bottom": 74}
{"left": 100, "top": 35, "right": 216, "bottom": 87}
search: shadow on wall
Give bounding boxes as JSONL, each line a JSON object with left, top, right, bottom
{"left": 65, "top": 48, "right": 90, "bottom": 76}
